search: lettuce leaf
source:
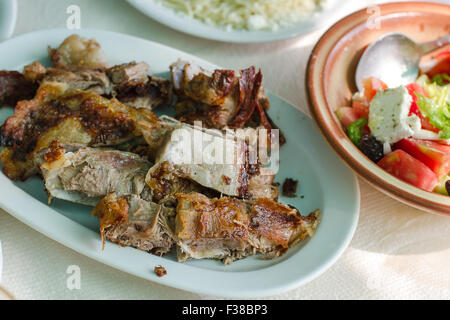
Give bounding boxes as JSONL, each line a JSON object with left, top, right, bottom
{"left": 346, "top": 117, "right": 368, "bottom": 146}
{"left": 416, "top": 92, "right": 450, "bottom": 139}
{"left": 414, "top": 74, "right": 450, "bottom": 139}
{"left": 432, "top": 73, "right": 450, "bottom": 86}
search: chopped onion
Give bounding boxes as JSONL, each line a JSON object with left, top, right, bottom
{"left": 383, "top": 142, "right": 392, "bottom": 155}
{"left": 412, "top": 129, "right": 441, "bottom": 140}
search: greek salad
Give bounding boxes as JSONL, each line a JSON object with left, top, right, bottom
{"left": 337, "top": 51, "right": 450, "bottom": 195}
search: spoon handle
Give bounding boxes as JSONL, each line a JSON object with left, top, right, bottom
{"left": 419, "top": 34, "right": 450, "bottom": 54}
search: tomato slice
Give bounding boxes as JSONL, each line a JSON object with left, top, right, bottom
{"left": 352, "top": 98, "right": 369, "bottom": 118}
{"left": 362, "top": 77, "right": 388, "bottom": 102}
{"left": 394, "top": 138, "right": 450, "bottom": 179}
{"left": 336, "top": 107, "right": 360, "bottom": 128}
{"left": 378, "top": 149, "right": 438, "bottom": 192}
{"left": 425, "top": 51, "right": 450, "bottom": 78}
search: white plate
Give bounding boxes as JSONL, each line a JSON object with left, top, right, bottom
{"left": 0, "top": 29, "right": 359, "bottom": 298}
{"left": 127, "top": 0, "right": 357, "bottom": 43}
{"left": 0, "top": 0, "right": 17, "bottom": 42}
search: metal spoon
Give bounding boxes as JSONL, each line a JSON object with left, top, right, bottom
{"left": 355, "top": 33, "right": 450, "bottom": 91}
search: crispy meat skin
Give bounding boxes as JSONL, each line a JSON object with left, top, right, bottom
{"left": 175, "top": 98, "right": 233, "bottom": 129}
{"left": 146, "top": 161, "right": 218, "bottom": 207}
{"left": 92, "top": 193, "right": 175, "bottom": 254}
{"left": 171, "top": 61, "right": 273, "bottom": 131}
{"left": 0, "top": 82, "right": 163, "bottom": 180}
{"left": 114, "top": 75, "right": 173, "bottom": 110}
{"left": 174, "top": 192, "right": 320, "bottom": 264}
{"left": 21, "top": 60, "right": 172, "bottom": 110}
{"left": 40, "top": 142, "right": 152, "bottom": 206}
{"left": 171, "top": 61, "right": 239, "bottom": 129}
{"left": 0, "top": 71, "right": 38, "bottom": 107}
{"left": 1, "top": 36, "right": 172, "bottom": 111}
{"left": 49, "top": 34, "right": 107, "bottom": 68}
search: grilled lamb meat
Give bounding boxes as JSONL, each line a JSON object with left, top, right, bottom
{"left": 113, "top": 74, "right": 173, "bottom": 111}
{"left": 40, "top": 142, "right": 152, "bottom": 206}
{"left": 248, "top": 167, "right": 279, "bottom": 201}
{"left": 0, "top": 71, "right": 38, "bottom": 108}
{"left": 146, "top": 160, "right": 219, "bottom": 207}
{"left": 175, "top": 192, "right": 320, "bottom": 264}
{"left": 21, "top": 61, "right": 171, "bottom": 110}
{"left": 1, "top": 35, "right": 173, "bottom": 111}
{"left": 144, "top": 121, "right": 277, "bottom": 200}
{"left": 0, "top": 82, "right": 165, "bottom": 180}
{"left": 48, "top": 34, "right": 107, "bottom": 69}
{"left": 92, "top": 192, "right": 175, "bottom": 254}
{"left": 107, "top": 62, "right": 150, "bottom": 84}
{"left": 170, "top": 60, "right": 272, "bottom": 131}
{"left": 41, "top": 65, "right": 113, "bottom": 95}
{"left": 147, "top": 125, "right": 248, "bottom": 198}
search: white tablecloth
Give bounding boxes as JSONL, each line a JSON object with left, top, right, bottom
{"left": 0, "top": 0, "right": 449, "bottom": 300}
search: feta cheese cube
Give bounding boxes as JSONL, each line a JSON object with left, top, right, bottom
{"left": 368, "top": 86, "right": 421, "bottom": 144}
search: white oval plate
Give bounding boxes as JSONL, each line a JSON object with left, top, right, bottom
{"left": 0, "top": 0, "right": 17, "bottom": 42}
{"left": 0, "top": 29, "right": 359, "bottom": 298}
{"left": 127, "top": 0, "right": 357, "bottom": 43}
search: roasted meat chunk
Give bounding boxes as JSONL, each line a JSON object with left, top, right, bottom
{"left": 145, "top": 122, "right": 277, "bottom": 200}
{"left": 0, "top": 82, "right": 164, "bottom": 180}
{"left": 146, "top": 160, "right": 219, "bottom": 207}
{"left": 40, "top": 142, "right": 152, "bottom": 206}
{"left": 2, "top": 35, "right": 173, "bottom": 111}
{"left": 0, "top": 71, "right": 38, "bottom": 107}
{"left": 92, "top": 193, "right": 175, "bottom": 254}
{"left": 106, "top": 62, "right": 150, "bottom": 84}
{"left": 175, "top": 192, "right": 320, "bottom": 264}
{"left": 22, "top": 60, "right": 172, "bottom": 110}
{"left": 40, "top": 64, "right": 113, "bottom": 95}
{"left": 48, "top": 34, "right": 107, "bottom": 68}
{"left": 146, "top": 125, "right": 251, "bottom": 198}
{"left": 113, "top": 75, "right": 173, "bottom": 111}
{"left": 170, "top": 60, "right": 272, "bottom": 131}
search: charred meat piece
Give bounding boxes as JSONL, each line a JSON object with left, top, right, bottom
{"left": 0, "top": 71, "right": 38, "bottom": 107}
{"left": 282, "top": 178, "right": 298, "bottom": 198}
{"left": 0, "top": 82, "right": 164, "bottom": 180}
{"left": 171, "top": 60, "right": 236, "bottom": 105}
{"left": 5, "top": 35, "right": 173, "bottom": 110}
{"left": 114, "top": 75, "right": 173, "bottom": 111}
{"left": 170, "top": 60, "right": 272, "bottom": 131}
{"left": 171, "top": 60, "right": 237, "bottom": 129}
{"left": 49, "top": 34, "right": 107, "bottom": 68}
{"left": 107, "top": 62, "right": 173, "bottom": 110}
{"left": 92, "top": 193, "right": 175, "bottom": 254}
{"left": 40, "top": 142, "right": 152, "bottom": 206}
{"left": 175, "top": 98, "right": 233, "bottom": 129}
{"left": 175, "top": 192, "right": 320, "bottom": 264}
{"left": 146, "top": 160, "right": 219, "bottom": 208}
{"left": 22, "top": 61, "right": 171, "bottom": 110}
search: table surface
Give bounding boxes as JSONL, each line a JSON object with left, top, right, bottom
{"left": 1, "top": 0, "right": 449, "bottom": 300}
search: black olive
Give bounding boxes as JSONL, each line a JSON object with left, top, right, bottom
{"left": 359, "top": 135, "right": 384, "bottom": 163}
